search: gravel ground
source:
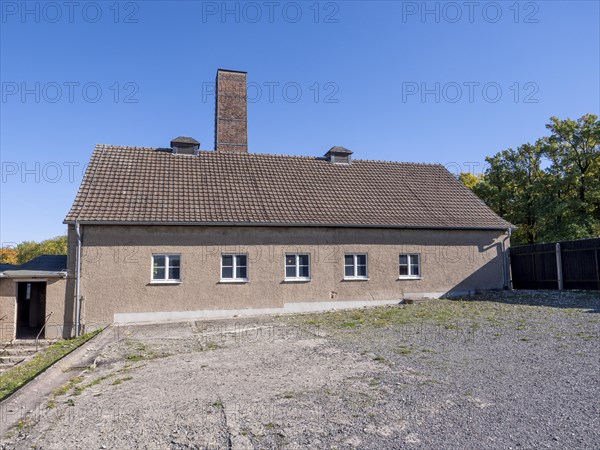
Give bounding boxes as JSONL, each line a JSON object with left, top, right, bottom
{"left": 1, "top": 290, "right": 598, "bottom": 449}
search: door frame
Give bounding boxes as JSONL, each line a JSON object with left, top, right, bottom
{"left": 14, "top": 279, "right": 48, "bottom": 340}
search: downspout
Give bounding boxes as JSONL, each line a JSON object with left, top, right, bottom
{"left": 75, "top": 221, "right": 82, "bottom": 337}
{"left": 503, "top": 227, "right": 513, "bottom": 290}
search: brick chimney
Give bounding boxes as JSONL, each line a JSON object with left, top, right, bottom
{"left": 215, "top": 69, "right": 248, "bottom": 152}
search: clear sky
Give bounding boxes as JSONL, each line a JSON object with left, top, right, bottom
{"left": 1, "top": 0, "right": 599, "bottom": 244}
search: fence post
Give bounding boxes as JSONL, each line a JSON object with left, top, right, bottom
{"left": 595, "top": 249, "right": 600, "bottom": 291}
{"left": 555, "top": 242, "right": 563, "bottom": 290}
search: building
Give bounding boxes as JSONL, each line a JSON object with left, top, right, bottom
{"left": 0, "top": 255, "right": 69, "bottom": 341}
{"left": 2, "top": 69, "right": 512, "bottom": 339}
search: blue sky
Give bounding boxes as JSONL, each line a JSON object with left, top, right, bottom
{"left": 1, "top": 0, "right": 599, "bottom": 244}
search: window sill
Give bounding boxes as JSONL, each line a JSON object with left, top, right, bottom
{"left": 343, "top": 277, "right": 370, "bottom": 281}
{"left": 283, "top": 278, "right": 311, "bottom": 283}
{"left": 219, "top": 279, "right": 249, "bottom": 284}
{"left": 149, "top": 280, "right": 182, "bottom": 285}
{"left": 398, "top": 276, "right": 422, "bottom": 280}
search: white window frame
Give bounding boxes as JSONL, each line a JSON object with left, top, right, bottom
{"left": 220, "top": 254, "right": 248, "bottom": 283}
{"left": 399, "top": 254, "right": 421, "bottom": 279}
{"left": 284, "top": 253, "right": 311, "bottom": 282}
{"left": 151, "top": 254, "right": 181, "bottom": 283}
{"left": 344, "top": 253, "right": 369, "bottom": 280}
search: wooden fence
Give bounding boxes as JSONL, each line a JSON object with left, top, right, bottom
{"left": 510, "top": 237, "right": 600, "bottom": 290}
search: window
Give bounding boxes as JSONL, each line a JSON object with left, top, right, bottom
{"left": 285, "top": 254, "right": 310, "bottom": 280}
{"left": 152, "top": 254, "right": 181, "bottom": 282}
{"left": 221, "top": 254, "right": 248, "bottom": 282}
{"left": 344, "top": 254, "right": 368, "bottom": 279}
{"left": 399, "top": 254, "right": 420, "bottom": 278}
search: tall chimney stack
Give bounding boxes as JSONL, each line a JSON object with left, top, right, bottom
{"left": 215, "top": 69, "right": 248, "bottom": 152}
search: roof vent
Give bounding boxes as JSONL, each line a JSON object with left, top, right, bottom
{"left": 324, "top": 146, "right": 353, "bottom": 164}
{"left": 171, "top": 136, "right": 200, "bottom": 155}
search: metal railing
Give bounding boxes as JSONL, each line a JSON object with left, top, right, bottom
{"left": 35, "top": 312, "right": 53, "bottom": 352}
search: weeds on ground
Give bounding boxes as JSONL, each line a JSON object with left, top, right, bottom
{"left": 124, "top": 341, "right": 171, "bottom": 361}
{"left": 282, "top": 295, "right": 598, "bottom": 337}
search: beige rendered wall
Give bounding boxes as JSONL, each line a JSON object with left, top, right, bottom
{"left": 0, "top": 277, "right": 71, "bottom": 342}
{"left": 0, "top": 279, "right": 15, "bottom": 341}
{"left": 76, "top": 225, "right": 508, "bottom": 325}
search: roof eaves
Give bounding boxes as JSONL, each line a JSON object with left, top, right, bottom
{"left": 63, "top": 220, "right": 511, "bottom": 231}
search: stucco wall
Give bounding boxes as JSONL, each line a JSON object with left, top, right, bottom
{"left": 0, "top": 279, "right": 15, "bottom": 341}
{"left": 75, "top": 225, "right": 508, "bottom": 325}
{"left": 0, "top": 277, "right": 71, "bottom": 341}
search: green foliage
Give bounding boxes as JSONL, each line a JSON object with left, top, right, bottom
{"left": 460, "top": 114, "right": 599, "bottom": 244}
{"left": 14, "top": 235, "right": 68, "bottom": 264}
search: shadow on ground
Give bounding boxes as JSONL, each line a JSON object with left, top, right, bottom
{"left": 461, "top": 289, "right": 599, "bottom": 313}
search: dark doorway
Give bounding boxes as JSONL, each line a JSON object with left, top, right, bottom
{"left": 16, "top": 282, "right": 47, "bottom": 339}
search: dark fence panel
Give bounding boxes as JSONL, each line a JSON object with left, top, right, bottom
{"left": 510, "top": 238, "right": 600, "bottom": 291}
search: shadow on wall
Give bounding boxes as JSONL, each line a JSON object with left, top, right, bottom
{"left": 434, "top": 240, "right": 505, "bottom": 297}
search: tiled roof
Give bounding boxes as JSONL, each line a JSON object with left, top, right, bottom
{"left": 64, "top": 145, "right": 510, "bottom": 230}
{"left": 1, "top": 255, "right": 67, "bottom": 278}
{"left": 16, "top": 255, "right": 67, "bottom": 271}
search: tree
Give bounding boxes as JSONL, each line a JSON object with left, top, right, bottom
{"left": 474, "top": 151, "right": 513, "bottom": 218}
{"left": 0, "top": 248, "right": 18, "bottom": 265}
{"left": 471, "top": 144, "right": 545, "bottom": 244}
{"left": 458, "top": 172, "right": 483, "bottom": 190}
{"left": 459, "top": 114, "right": 600, "bottom": 244}
{"left": 15, "top": 236, "right": 68, "bottom": 264}
{"left": 541, "top": 114, "right": 600, "bottom": 240}
{"left": 545, "top": 114, "right": 599, "bottom": 204}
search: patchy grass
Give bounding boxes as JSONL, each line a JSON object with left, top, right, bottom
{"left": 205, "top": 341, "right": 221, "bottom": 350}
{"left": 285, "top": 299, "right": 513, "bottom": 332}
{"left": 124, "top": 341, "right": 171, "bottom": 361}
{"left": 574, "top": 331, "right": 597, "bottom": 341}
{"left": 51, "top": 373, "right": 109, "bottom": 400}
{"left": 0, "top": 329, "right": 102, "bottom": 402}
{"left": 110, "top": 376, "right": 133, "bottom": 386}
{"left": 283, "top": 295, "right": 598, "bottom": 337}
{"left": 393, "top": 346, "right": 413, "bottom": 356}
{"left": 52, "top": 376, "right": 84, "bottom": 397}
{"left": 276, "top": 391, "right": 296, "bottom": 399}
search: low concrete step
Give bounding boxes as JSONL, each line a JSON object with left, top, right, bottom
{"left": 0, "top": 363, "right": 16, "bottom": 373}
{"left": 0, "top": 355, "right": 26, "bottom": 364}
{"left": 0, "top": 340, "right": 57, "bottom": 373}
{"left": 0, "top": 347, "right": 38, "bottom": 356}
{"left": 7, "top": 340, "right": 53, "bottom": 347}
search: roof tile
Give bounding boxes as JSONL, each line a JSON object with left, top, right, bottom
{"left": 64, "top": 145, "right": 510, "bottom": 230}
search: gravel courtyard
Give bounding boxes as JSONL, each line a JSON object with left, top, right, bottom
{"left": 2, "top": 291, "right": 598, "bottom": 449}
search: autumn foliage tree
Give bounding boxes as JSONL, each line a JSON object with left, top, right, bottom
{"left": 0, "top": 248, "right": 18, "bottom": 265}
{"left": 0, "top": 236, "right": 68, "bottom": 265}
